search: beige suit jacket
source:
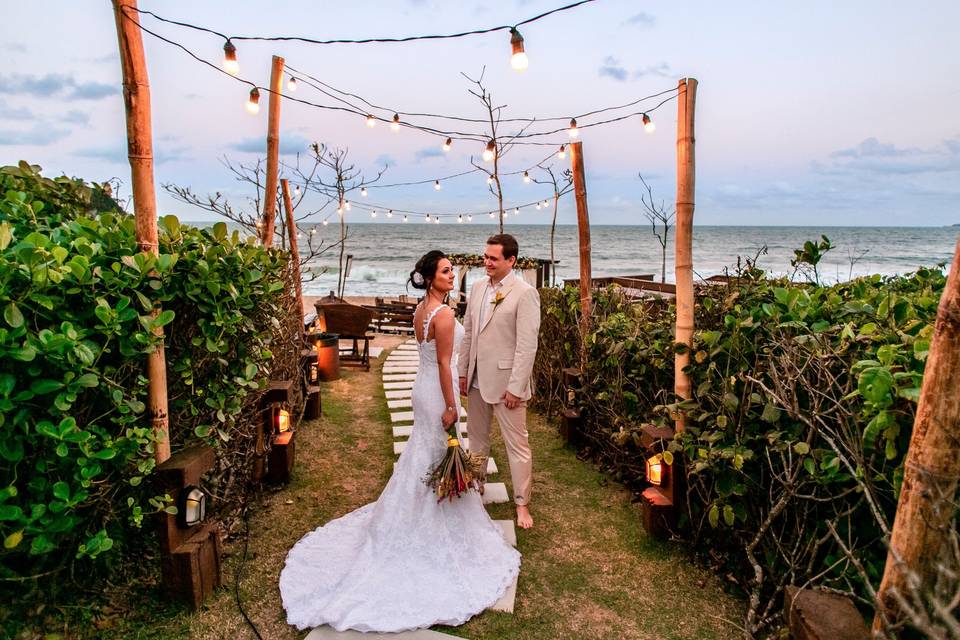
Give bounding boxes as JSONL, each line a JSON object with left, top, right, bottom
{"left": 457, "top": 273, "right": 541, "bottom": 404}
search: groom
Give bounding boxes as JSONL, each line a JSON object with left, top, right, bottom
{"left": 458, "top": 234, "right": 541, "bottom": 529}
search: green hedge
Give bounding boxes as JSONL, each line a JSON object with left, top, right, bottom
{"left": 533, "top": 257, "right": 946, "bottom": 633}
{"left": 0, "top": 162, "right": 289, "bottom": 581}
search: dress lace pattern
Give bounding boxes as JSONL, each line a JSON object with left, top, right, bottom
{"left": 279, "top": 305, "right": 521, "bottom": 632}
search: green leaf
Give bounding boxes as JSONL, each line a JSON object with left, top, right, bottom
{"left": 4, "top": 530, "right": 23, "bottom": 549}
{"left": 52, "top": 482, "right": 70, "bottom": 501}
{"left": 722, "top": 504, "right": 735, "bottom": 527}
{"left": 858, "top": 367, "right": 894, "bottom": 404}
{"left": 761, "top": 403, "right": 780, "bottom": 424}
{"left": 793, "top": 442, "right": 810, "bottom": 455}
{"left": 76, "top": 373, "right": 99, "bottom": 388}
{"left": 153, "top": 309, "right": 175, "bottom": 327}
{"left": 30, "top": 379, "right": 64, "bottom": 395}
{"left": 0, "top": 373, "right": 15, "bottom": 396}
{"left": 4, "top": 303, "right": 24, "bottom": 328}
{"left": 803, "top": 457, "right": 816, "bottom": 476}
{"left": 213, "top": 222, "right": 227, "bottom": 240}
{"left": 708, "top": 504, "right": 720, "bottom": 528}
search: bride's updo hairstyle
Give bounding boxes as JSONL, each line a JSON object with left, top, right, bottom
{"left": 408, "top": 250, "right": 447, "bottom": 291}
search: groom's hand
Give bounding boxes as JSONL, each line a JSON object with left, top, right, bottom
{"left": 459, "top": 376, "right": 468, "bottom": 397}
{"left": 502, "top": 391, "right": 521, "bottom": 409}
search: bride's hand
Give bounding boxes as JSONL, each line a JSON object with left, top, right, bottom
{"left": 441, "top": 406, "right": 458, "bottom": 429}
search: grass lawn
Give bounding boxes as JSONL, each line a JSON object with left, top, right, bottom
{"left": 105, "top": 339, "right": 743, "bottom": 639}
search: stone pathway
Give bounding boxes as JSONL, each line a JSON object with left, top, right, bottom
{"left": 306, "top": 338, "right": 518, "bottom": 640}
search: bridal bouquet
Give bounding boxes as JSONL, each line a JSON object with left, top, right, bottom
{"left": 424, "top": 426, "right": 486, "bottom": 502}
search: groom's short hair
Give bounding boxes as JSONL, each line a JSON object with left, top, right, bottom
{"left": 486, "top": 234, "right": 519, "bottom": 261}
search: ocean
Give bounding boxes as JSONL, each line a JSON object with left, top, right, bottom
{"left": 282, "top": 224, "right": 957, "bottom": 297}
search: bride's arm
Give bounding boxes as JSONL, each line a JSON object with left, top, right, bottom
{"left": 432, "top": 307, "right": 458, "bottom": 429}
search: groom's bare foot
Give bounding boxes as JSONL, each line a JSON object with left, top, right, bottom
{"left": 516, "top": 504, "right": 534, "bottom": 529}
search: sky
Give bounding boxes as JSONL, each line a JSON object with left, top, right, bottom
{"left": 1, "top": 0, "right": 958, "bottom": 226}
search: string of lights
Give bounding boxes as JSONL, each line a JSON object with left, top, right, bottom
{"left": 124, "top": 9, "right": 675, "bottom": 154}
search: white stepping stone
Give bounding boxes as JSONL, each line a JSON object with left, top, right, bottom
{"left": 394, "top": 438, "right": 470, "bottom": 455}
{"left": 384, "top": 359, "right": 419, "bottom": 366}
{"left": 390, "top": 408, "right": 466, "bottom": 423}
{"left": 383, "top": 366, "right": 418, "bottom": 373}
{"left": 368, "top": 346, "right": 385, "bottom": 359}
{"left": 482, "top": 482, "right": 509, "bottom": 505}
{"left": 386, "top": 354, "right": 419, "bottom": 360}
{"left": 393, "top": 456, "right": 497, "bottom": 476}
{"left": 387, "top": 398, "right": 412, "bottom": 409}
{"left": 494, "top": 519, "right": 517, "bottom": 547}
{"left": 488, "top": 520, "right": 519, "bottom": 613}
{"left": 383, "top": 381, "right": 415, "bottom": 390}
{"left": 306, "top": 626, "right": 460, "bottom": 640}
{"left": 383, "top": 374, "right": 416, "bottom": 381}
{"left": 385, "top": 389, "right": 412, "bottom": 399}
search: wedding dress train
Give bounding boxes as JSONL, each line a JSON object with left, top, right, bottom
{"left": 279, "top": 305, "right": 521, "bottom": 632}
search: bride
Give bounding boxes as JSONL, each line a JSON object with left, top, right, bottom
{"left": 279, "top": 250, "right": 521, "bottom": 632}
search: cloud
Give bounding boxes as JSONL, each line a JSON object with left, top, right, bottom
{"left": 599, "top": 57, "right": 674, "bottom": 81}
{"left": 414, "top": 146, "right": 444, "bottom": 161}
{"left": 624, "top": 12, "right": 656, "bottom": 28}
{"left": 61, "top": 110, "right": 90, "bottom": 125}
{"left": 72, "top": 144, "right": 190, "bottom": 164}
{"left": 0, "top": 100, "right": 35, "bottom": 121}
{"left": 817, "top": 136, "right": 960, "bottom": 176}
{"left": 231, "top": 132, "right": 312, "bottom": 155}
{"left": 598, "top": 56, "right": 628, "bottom": 82}
{"left": 0, "top": 73, "right": 118, "bottom": 101}
{"left": 374, "top": 154, "right": 396, "bottom": 168}
{"left": 2, "top": 43, "right": 26, "bottom": 53}
{"left": 0, "top": 125, "right": 70, "bottom": 146}
{"left": 633, "top": 62, "right": 674, "bottom": 79}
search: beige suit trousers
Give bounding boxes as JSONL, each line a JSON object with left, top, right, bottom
{"left": 467, "top": 386, "right": 533, "bottom": 506}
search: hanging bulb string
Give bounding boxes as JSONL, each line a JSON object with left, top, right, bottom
{"left": 287, "top": 62, "right": 678, "bottom": 126}
{"left": 124, "top": 13, "right": 677, "bottom": 148}
{"left": 126, "top": 1, "right": 595, "bottom": 46}
{"left": 345, "top": 189, "right": 571, "bottom": 220}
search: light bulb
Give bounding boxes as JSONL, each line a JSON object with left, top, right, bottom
{"left": 361, "top": 187, "right": 368, "bottom": 197}
{"left": 323, "top": 219, "right": 329, "bottom": 226}
{"left": 503, "top": 211, "right": 508, "bottom": 218}
{"left": 458, "top": 214, "right": 463, "bottom": 223}
{"left": 337, "top": 207, "right": 343, "bottom": 215}
{"left": 371, "top": 210, "right": 377, "bottom": 218}
{"left": 482, "top": 140, "right": 496, "bottom": 162}
{"left": 222, "top": 41, "right": 239, "bottom": 75}
{"left": 489, "top": 212, "right": 495, "bottom": 219}
{"left": 310, "top": 228, "right": 316, "bottom": 234}
{"left": 425, "top": 214, "right": 431, "bottom": 221}
{"left": 435, "top": 217, "right": 440, "bottom": 224}
{"left": 403, "top": 215, "right": 408, "bottom": 222}
{"left": 287, "top": 77, "right": 298, "bottom": 91}
{"left": 642, "top": 113, "right": 655, "bottom": 134}
{"left": 366, "top": 115, "right": 376, "bottom": 128}
{"left": 345, "top": 201, "right": 351, "bottom": 211}
{"left": 542, "top": 200, "right": 548, "bottom": 208}
{"left": 294, "top": 185, "right": 301, "bottom": 196}
{"left": 297, "top": 231, "right": 303, "bottom": 238}
{"left": 523, "top": 171, "right": 531, "bottom": 184}
{"left": 515, "top": 207, "right": 520, "bottom": 215}
{"left": 443, "top": 137, "right": 452, "bottom": 152}
{"left": 487, "top": 176, "right": 494, "bottom": 185}
{"left": 434, "top": 180, "right": 441, "bottom": 191}
{"left": 557, "top": 144, "right": 566, "bottom": 159}
{"left": 391, "top": 113, "right": 400, "bottom": 132}
{"left": 569, "top": 118, "right": 579, "bottom": 139}
{"left": 246, "top": 88, "right": 260, "bottom": 114}
{"left": 509, "top": 28, "right": 528, "bottom": 72}
{"left": 536, "top": 202, "right": 541, "bottom": 210}
{"left": 467, "top": 215, "right": 473, "bottom": 221}
{"left": 387, "top": 210, "right": 393, "bottom": 218}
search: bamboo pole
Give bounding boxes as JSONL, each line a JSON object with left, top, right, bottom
{"left": 873, "top": 238, "right": 960, "bottom": 633}
{"left": 112, "top": 0, "right": 170, "bottom": 464}
{"left": 569, "top": 141, "right": 592, "bottom": 373}
{"left": 673, "top": 78, "right": 697, "bottom": 434}
{"left": 280, "top": 179, "right": 303, "bottom": 313}
{"left": 261, "top": 55, "right": 284, "bottom": 247}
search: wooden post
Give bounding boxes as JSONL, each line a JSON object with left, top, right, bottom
{"left": 112, "top": 0, "right": 170, "bottom": 464}
{"left": 569, "top": 141, "right": 592, "bottom": 373}
{"left": 280, "top": 179, "right": 303, "bottom": 313}
{"left": 260, "top": 55, "right": 284, "bottom": 247}
{"left": 874, "top": 238, "right": 960, "bottom": 632}
{"left": 673, "top": 78, "right": 697, "bottom": 434}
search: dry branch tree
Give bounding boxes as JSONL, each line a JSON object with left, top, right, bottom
{"left": 462, "top": 68, "right": 533, "bottom": 233}
{"left": 162, "top": 154, "right": 338, "bottom": 283}
{"left": 306, "top": 143, "right": 387, "bottom": 298}
{"left": 638, "top": 174, "right": 675, "bottom": 283}
{"left": 532, "top": 165, "right": 573, "bottom": 285}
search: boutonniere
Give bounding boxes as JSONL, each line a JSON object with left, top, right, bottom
{"left": 491, "top": 291, "right": 506, "bottom": 309}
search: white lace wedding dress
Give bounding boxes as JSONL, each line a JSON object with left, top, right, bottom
{"left": 279, "top": 305, "right": 521, "bottom": 632}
